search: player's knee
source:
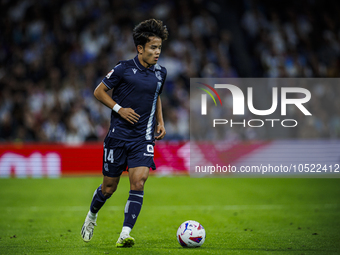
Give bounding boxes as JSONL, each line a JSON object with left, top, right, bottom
{"left": 131, "top": 179, "right": 146, "bottom": 191}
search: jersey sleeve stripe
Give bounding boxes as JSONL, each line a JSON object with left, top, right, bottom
{"left": 102, "top": 80, "right": 113, "bottom": 90}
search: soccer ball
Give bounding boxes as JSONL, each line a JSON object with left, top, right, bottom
{"left": 176, "top": 220, "right": 206, "bottom": 248}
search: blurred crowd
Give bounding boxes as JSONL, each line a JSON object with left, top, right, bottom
{"left": 242, "top": 0, "right": 340, "bottom": 78}
{"left": 0, "top": 0, "right": 339, "bottom": 143}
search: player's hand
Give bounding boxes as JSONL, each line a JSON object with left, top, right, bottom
{"left": 118, "top": 108, "right": 140, "bottom": 124}
{"left": 155, "top": 124, "right": 166, "bottom": 140}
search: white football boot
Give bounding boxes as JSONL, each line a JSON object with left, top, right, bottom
{"left": 81, "top": 213, "right": 97, "bottom": 242}
{"left": 116, "top": 232, "right": 135, "bottom": 247}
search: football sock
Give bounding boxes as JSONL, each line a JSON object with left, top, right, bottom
{"left": 121, "top": 226, "right": 132, "bottom": 235}
{"left": 90, "top": 185, "right": 111, "bottom": 214}
{"left": 123, "top": 190, "right": 144, "bottom": 229}
{"left": 87, "top": 210, "right": 97, "bottom": 221}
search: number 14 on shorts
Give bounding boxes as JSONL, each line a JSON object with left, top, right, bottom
{"left": 104, "top": 148, "right": 114, "bottom": 163}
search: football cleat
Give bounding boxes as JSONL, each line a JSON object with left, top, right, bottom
{"left": 81, "top": 215, "right": 97, "bottom": 242}
{"left": 116, "top": 233, "right": 135, "bottom": 248}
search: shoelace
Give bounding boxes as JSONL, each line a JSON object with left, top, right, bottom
{"left": 119, "top": 234, "right": 130, "bottom": 241}
{"left": 86, "top": 221, "right": 97, "bottom": 231}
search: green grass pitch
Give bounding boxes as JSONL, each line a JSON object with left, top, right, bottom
{"left": 0, "top": 176, "right": 339, "bottom": 254}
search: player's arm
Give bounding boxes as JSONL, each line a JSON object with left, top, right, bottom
{"left": 155, "top": 95, "right": 166, "bottom": 140}
{"left": 94, "top": 82, "right": 140, "bottom": 124}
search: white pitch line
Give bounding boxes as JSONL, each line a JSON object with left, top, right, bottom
{"left": 4, "top": 204, "right": 339, "bottom": 212}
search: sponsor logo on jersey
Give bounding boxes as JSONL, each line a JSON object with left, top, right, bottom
{"left": 144, "top": 145, "right": 154, "bottom": 157}
{"left": 147, "top": 145, "right": 154, "bottom": 153}
{"left": 132, "top": 68, "right": 137, "bottom": 74}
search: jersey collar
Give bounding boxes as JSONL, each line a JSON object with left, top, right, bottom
{"left": 133, "top": 55, "right": 156, "bottom": 72}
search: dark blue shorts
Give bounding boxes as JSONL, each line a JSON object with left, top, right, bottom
{"left": 102, "top": 136, "right": 156, "bottom": 177}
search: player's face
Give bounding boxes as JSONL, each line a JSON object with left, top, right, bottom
{"left": 138, "top": 36, "right": 162, "bottom": 67}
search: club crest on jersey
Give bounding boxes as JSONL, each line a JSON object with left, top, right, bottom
{"left": 106, "top": 69, "right": 114, "bottom": 78}
{"left": 155, "top": 71, "right": 162, "bottom": 81}
{"left": 132, "top": 68, "right": 137, "bottom": 74}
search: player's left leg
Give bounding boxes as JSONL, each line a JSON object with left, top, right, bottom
{"left": 82, "top": 137, "right": 127, "bottom": 242}
{"left": 81, "top": 176, "right": 120, "bottom": 242}
{"left": 116, "top": 166, "right": 149, "bottom": 247}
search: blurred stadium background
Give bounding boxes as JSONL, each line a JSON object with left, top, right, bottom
{"left": 1, "top": 0, "right": 340, "bottom": 177}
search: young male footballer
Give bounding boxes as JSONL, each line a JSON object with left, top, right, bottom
{"left": 81, "top": 19, "right": 168, "bottom": 247}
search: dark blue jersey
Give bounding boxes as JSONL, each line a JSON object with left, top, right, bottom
{"left": 102, "top": 55, "right": 167, "bottom": 141}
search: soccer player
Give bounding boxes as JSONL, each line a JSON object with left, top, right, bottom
{"left": 81, "top": 19, "right": 168, "bottom": 247}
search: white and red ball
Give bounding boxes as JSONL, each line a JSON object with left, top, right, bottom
{"left": 176, "top": 220, "right": 206, "bottom": 248}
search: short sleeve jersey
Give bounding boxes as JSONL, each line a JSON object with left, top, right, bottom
{"left": 102, "top": 55, "right": 167, "bottom": 141}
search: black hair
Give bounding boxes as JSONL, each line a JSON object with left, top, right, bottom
{"left": 132, "top": 19, "right": 168, "bottom": 48}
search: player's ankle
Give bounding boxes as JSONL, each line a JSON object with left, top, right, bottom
{"left": 121, "top": 226, "right": 132, "bottom": 236}
{"left": 87, "top": 210, "right": 98, "bottom": 221}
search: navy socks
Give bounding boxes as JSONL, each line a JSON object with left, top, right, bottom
{"left": 89, "top": 187, "right": 144, "bottom": 232}
{"left": 123, "top": 190, "right": 144, "bottom": 229}
{"left": 90, "top": 185, "right": 111, "bottom": 214}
